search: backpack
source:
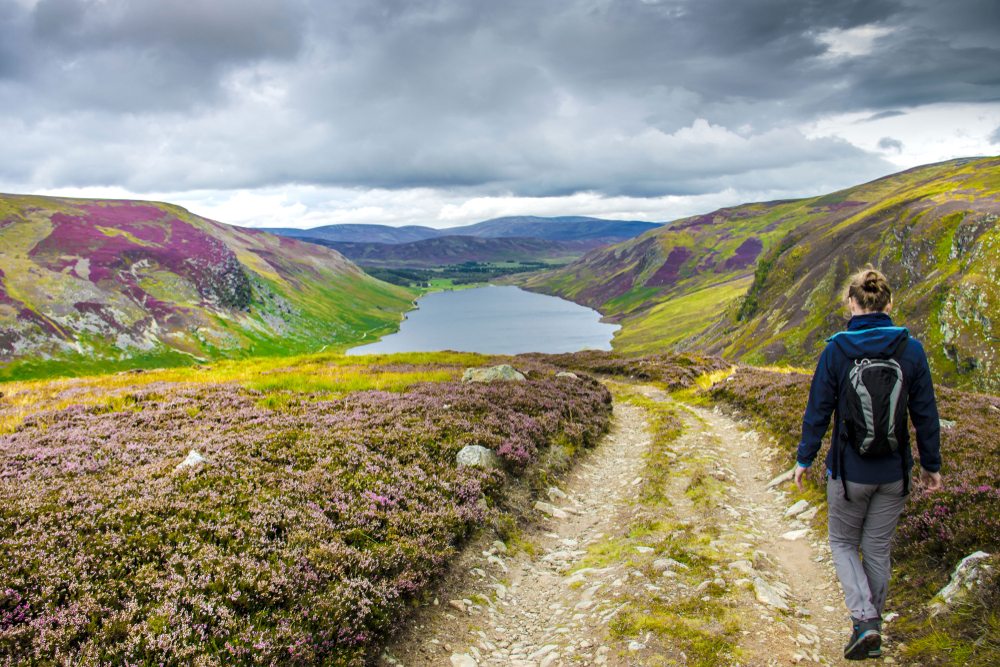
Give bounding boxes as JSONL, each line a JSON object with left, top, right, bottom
{"left": 839, "top": 336, "right": 910, "bottom": 498}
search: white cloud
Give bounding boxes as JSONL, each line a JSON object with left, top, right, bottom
{"left": 805, "top": 103, "right": 1000, "bottom": 168}
{"left": 816, "top": 25, "right": 894, "bottom": 59}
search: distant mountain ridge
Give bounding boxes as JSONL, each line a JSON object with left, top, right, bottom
{"left": 264, "top": 223, "right": 440, "bottom": 244}
{"left": 514, "top": 156, "right": 1000, "bottom": 391}
{"left": 302, "top": 235, "right": 604, "bottom": 267}
{"left": 0, "top": 195, "right": 414, "bottom": 378}
{"left": 264, "top": 215, "right": 661, "bottom": 244}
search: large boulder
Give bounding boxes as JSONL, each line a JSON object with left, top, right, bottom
{"left": 462, "top": 364, "right": 526, "bottom": 383}
{"left": 456, "top": 445, "right": 501, "bottom": 469}
{"left": 929, "top": 551, "right": 993, "bottom": 616}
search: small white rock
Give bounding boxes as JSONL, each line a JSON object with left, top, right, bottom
{"left": 781, "top": 529, "right": 810, "bottom": 541}
{"left": 450, "top": 653, "right": 477, "bottom": 667}
{"left": 174, "top": 449, "right": 206, "bottom": 472}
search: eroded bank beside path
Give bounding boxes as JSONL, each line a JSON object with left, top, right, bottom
{"left": 385, "top": 384, "right": 878, "bottom": 666}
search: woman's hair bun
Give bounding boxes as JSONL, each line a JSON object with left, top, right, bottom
{"left": 846, "top": 266, "right": 892, "bottom": 313}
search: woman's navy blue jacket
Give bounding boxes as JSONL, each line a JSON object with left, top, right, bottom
{"left": 797, "top": 312, "right": 942, "bottom": 483}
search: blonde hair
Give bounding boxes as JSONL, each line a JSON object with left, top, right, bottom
{"left": 846, "top": 266, "right": 892, "bottom": 313}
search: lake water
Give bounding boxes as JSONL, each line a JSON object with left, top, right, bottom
{"left": 347, "top": 285, "right": 619, "bottom": 355}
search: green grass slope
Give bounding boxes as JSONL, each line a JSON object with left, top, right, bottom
{"left": 0, "top": 195, "right": 415, "bottom": 380}
{"left": 516, "top": 157, "right": 1000, "bottom": 391}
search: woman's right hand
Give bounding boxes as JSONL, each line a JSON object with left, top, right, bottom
{"left": 918, "top": 468, "right": 943, "bottom": 491}
{"left": 794, "top": 464, "right": 808, "bottom": 491}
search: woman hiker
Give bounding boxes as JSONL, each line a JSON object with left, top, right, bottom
{"left": 794, "top": 267, "right": 943, "bottom": 661}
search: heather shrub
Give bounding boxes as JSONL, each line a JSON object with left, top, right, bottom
{"left": 0, "top": 373, "right": 611, "bottom": 665}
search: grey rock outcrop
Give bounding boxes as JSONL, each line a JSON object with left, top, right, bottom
{"left": 462, "top": 365, "right": 526, "bottom": 383}
{"left": 929, "top": 550, "right": 993, "bottom": 616}
{"left": 456, "top": 445, "right": 502, "bottom": 469}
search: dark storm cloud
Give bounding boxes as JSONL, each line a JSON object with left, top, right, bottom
{"left": 1, "top": 0, "right": 305, "bottom": 111}
{"left": 990, "top": 126, "right": 1000, "bottom": 145}
{"left": 0, "top": 0, "right": 997, "bottom": 197}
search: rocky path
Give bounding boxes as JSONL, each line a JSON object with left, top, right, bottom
{"left": 384, "top": 386, "right": 899, "bottom": 666}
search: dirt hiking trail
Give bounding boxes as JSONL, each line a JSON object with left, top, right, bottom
{"left": 385, "top": 385, "right": 902, "bottom": 666}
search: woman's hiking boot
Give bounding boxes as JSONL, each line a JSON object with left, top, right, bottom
{"left": 844, "top": 618, "right": 881, "bottom": 660}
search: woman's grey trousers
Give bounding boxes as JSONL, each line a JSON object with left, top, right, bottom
{"left": 826, "top": 477, "right": 907, "bottom": 622}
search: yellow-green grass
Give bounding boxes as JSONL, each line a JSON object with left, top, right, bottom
{"left": 0, "top": 350, "right": 490, "bottom": 433}
{"left": 611, "top": 277, "right": 751, "bottom": 354}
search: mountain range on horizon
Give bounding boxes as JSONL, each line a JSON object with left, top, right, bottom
{"left": 298, "top": 235, "right": 605, "bottom": 268}
{"left": 263, "top": 215, "right": 662, "bottom": 244}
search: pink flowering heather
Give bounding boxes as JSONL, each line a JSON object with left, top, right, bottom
{"left": 0, "top": 374, "right": 611, "bottom": 665}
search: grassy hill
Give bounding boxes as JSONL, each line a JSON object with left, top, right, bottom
{"left": 515, "top": 157, "right": 1000, "bottom": 391}
{"left": 262, "top": 223, "right": 440, "bottom": 244}
{"left": 455, "top": 215, "right": 661, "bottom": 241}
{"left": 0, "top": 195, "right": 415, "bottom": 379}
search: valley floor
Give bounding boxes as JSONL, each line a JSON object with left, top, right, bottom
{"left": 385, "top": 384, "right": 897, "bottom": 666}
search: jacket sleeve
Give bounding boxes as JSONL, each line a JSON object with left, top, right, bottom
{"left": 907, "top": 342, "right": 942, "bottom": 472}
{"left": 797, "top": 344, "right": 837, "bottom": 467}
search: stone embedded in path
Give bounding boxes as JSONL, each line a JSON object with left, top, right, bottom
{"left": 529, "top": 644, "right": 559, "bottom": 661}
{"left": 462, "top": 365, "right": 526, "bottom": 383}
{"left": 754, "top": 576, "right": 790, "bottom": 611}
{"left": 534, "top": 501, "right": 569, "bottom": 519}
{"left": 767, "top": 467, "right": 796, "bottom": 488}
{"left": 456, "top": 445, "right": 502, "bottom": 469}
{"left": 784, "top": 500, "right": 810, "bottom": 518}
{"left": 548, "top": 486, "right": 568, "bottom": 501}
{"left": 781, "top": 528, "right": 810, "bottom": 541}
{"left": 798, "top": 506, "right": 820, "bottom": 521}
{"left": 450, "top": 653, "right": 478, "bottom": 667}
{"left": 652, "top": 557, "right": 689, "bottom": 572}
{"left": 728, "top": 560, "right": 755, "bottom": 576}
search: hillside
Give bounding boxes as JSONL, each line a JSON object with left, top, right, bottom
{"left": 262, "top": 223, "right": 439, "bottom": 244}
{"left": 515, "top": 157, "right": 1000, "bottom": 391}
{"left": 264, "top": 216, "right": 661, "bottom": 245}
{"left": 304, "top": 235, "right": 602, "bottom": 267}
{"left": 0, "top": 195, "right": 414, "bottom": 378}
{"left": 456, "top": 215, "right": 661, "bottom": 241}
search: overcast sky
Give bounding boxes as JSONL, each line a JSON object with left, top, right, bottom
{"left": 1, "top": 0, "right": 998, "bottom": 228}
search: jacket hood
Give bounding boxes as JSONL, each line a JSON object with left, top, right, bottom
{"left": 827, "top": 313, "right": 909, "bottom": 359}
